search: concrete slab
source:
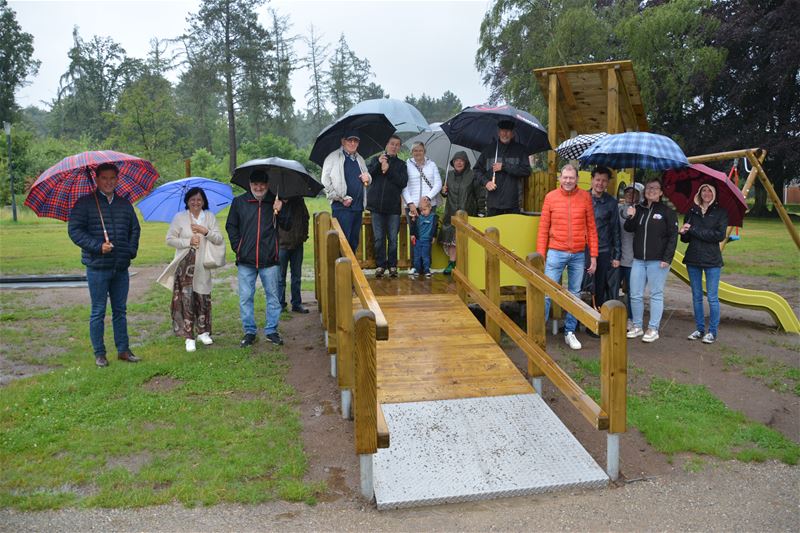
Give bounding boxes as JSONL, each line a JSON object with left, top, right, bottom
{"left": 374, "top": 394, "right": 608, "bottom": 509}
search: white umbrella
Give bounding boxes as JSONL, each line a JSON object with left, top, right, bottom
{"left": 404, "top": 123, "right": 480, "bottom": 173}
{"left": 555, "top": 132, "right": 608, "bottom": 161}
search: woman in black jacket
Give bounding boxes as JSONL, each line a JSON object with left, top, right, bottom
{"left": 679, "top": 183, "right": 728, "bottom": 344}
{"left": 623, "top": 177, "right": 678, "bottom": 343}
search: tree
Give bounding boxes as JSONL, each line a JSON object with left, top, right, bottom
{"left": 303, "top": 24, "right": 331, "bottom": 133}
{"left": 326, "top": 34, "right": 356, "bottom": 116}
{"left": 0, "top": 0, "right": 40, "bottom": 124}
{"left": 184, "top": 0, "right": 270, "bottom": 173}
{"left": 267, "top": 9, "right": 297, "bottom": 139}
{"left": 107, "top": 73, "right": 185, "bottom": 163}
{"left": 476, "top": 0, "right": 621, "bottom": 118}
{"left": 405, "top": 91, "right": 463, "bottom": 122}
{"left": 175, "top": 48, "right": 224, "bottom": 152}
{"left": 50, "top": 27, "right": 142, "bottom": 140}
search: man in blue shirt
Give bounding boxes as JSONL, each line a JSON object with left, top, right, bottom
{"left": 321, "top": 130, "right": 372, "bottom": 252}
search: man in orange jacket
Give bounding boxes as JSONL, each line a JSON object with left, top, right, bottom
{"left": 537, "top": 164, "right": 599, "bottom": 350}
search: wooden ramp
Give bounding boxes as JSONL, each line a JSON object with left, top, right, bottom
{"left": 370, "top": 288, "right": 608, "bottom": 509}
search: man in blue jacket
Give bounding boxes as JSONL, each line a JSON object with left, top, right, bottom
{"left": 226, "top": 170, "right": 292, "bottom": 347}
{"left": 68, "top": 163, "right": 141, "bottom": 367}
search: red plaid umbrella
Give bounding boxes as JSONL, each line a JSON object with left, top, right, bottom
{"left": 24, "top": 151, "right": 159, "bottom": 221}
{"left": 662, "top": 163, "right": 748, "bottom": 226}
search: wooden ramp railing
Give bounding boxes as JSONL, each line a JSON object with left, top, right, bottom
{"left": 313, "top": 211, "right": 389, "bottom": 499}
{"left": 453, "top": 211, "right": 628, "bottom": 479}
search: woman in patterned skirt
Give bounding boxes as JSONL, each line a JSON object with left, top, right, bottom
{"left": 158, "top": 187, "right": 224, "bottom": 352}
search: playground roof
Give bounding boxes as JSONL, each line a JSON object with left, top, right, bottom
{"left": 534, "top": 60, "right": 649, "bottom": 145}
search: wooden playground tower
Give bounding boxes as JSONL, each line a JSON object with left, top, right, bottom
{"left": 531, "top": 59, "right": 800, "bottom": 251}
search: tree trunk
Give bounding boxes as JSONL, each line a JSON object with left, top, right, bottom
{"left": 224, "top": 1, "right": 236, "bottom": 175}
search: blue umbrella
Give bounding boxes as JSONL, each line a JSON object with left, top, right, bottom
{"left": 343, "top": 98, "right": 430, "bottom": 135}
{"left": 136, "top": 177, "right": 233, "bottom": 222}
{"left": 440, "top": 104, "right": 551, "bottom": 154}
{"left": 578, "top": 132, "right": 689, "bottom": 170}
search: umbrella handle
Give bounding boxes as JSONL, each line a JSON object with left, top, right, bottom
{"left": 92, "top": 188, "right": 110, "bottom": 243}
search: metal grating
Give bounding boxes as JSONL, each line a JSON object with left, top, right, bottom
{"left": 373, "top": 394, "right": 608, "bottom": 510}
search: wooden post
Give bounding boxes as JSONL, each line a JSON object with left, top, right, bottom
{"left": 607, "top": 67, "right": 619, "bottom": 134}
{"left": 526, "top": 253, "right": 546, "bottom": 383}
{"left": 362, "top": 213, "right": 375, "bottom": 268}
{"left": 317, "top": 213, "right": 332, "bottom": 329}
{"left": 485, "top": 227, "right": 501, "bottom": 343}
{"left": 335, "top": 258, "right": 355, "bottom": 391}
{"left": 455, "top": 210, "right": 469, "bottom": 304}
{"left": 600, "top": 300, "right": 627, "bottom": 435}
{"left": 747, "top": 150, "right": 800, "bottom": 250}
{"left": 548, "top": 73, "right": 559, "bottom": 191}
{"left": 325, "top": 230, "right": 340, "bottom": 354}
{"left": 353, "top": 310, "right": 378, "bottom": 456}
{"left": 398, "top": 215, "right": 409, "bottom": 268}
{"left": 184, "top": 159, "right": 191, "bottom": 178}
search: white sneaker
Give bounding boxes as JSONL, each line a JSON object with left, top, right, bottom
{"left": 642, "top": 328, "right": 660, "bottom": 343}
{"left": 197, "top": 332, "right": 213, "bottom": 345}
{"left": 687, "top": 330, "right": 703, "bottom": 340}
{"left": 627, "top": 326, "right": 644, "bottom": 338}
{"left": 701, "top": 333, "right": 716, "bottom": 344}
{"left": 409, "top": 267, "right": 417, "bottom": 275}
{"left": 564, "top": 332, "right": 582, "bottom": 350}
{"left": 185, "top": 338, "right": 196, "bottom": 352}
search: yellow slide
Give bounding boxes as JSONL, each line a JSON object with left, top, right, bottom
{"left": 670, "top": 251, "right": 800, "bottom": 334}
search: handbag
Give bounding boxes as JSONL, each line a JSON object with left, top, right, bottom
{"left": 203, "top": 239, "right": 226, "bottom": 269}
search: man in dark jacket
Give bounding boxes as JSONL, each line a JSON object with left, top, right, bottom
{"left": 474, "top": 120, "right": 532, "bottom": 215}
{"left": 278, "top": 197, "right": 310, "bottom": 314}
{"left": 226, "top": 170, "right": 292, "bottom": 347}
{"left": 367, "top": 135, "right": 408, "bottom": 278}
{"left": 68, "top": 163, "right": 141, "bottom": 367}
{"left": 588, "top": 166, "right": 621, "bottom": 310}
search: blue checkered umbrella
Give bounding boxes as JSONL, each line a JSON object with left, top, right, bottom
{"left": 578, "top": 132, "right": 689, "bottom": 170}
{"left": 555, "top": 133, "right": 608, "bottom": 160}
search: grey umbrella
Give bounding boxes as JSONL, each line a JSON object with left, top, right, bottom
{"left": 404, "top": 123, "right": 480, "bottom": 173}
{"left": 344, "top": 98, "right": 430, "bottom": 136}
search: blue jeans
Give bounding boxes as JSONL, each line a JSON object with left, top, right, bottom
{"left": 687, "top": 265, "right": 721, "bottom": 336}
{"left": 332, "top": 205, "right": 363, "bottom": 253}
{"left": 630, "top": 259, "right": 670, "bottom": 331}
{"left": 413, "top": 239, "right": 432, "bottom": 274}
{"left": 543, "top": 250, "right": 585, "bottom": 334}
{"left": 279, "top": 246, "right": 303, "bottom": 309}
{"left": 238, "top": 264, "right": 281, "bottom": 335}
{"left": 620, "top": 265, "right": 633, "bottom": 319}
{"left": 86, "top": 267, "right": 130, "bottom": 356}
{"left": 371, "top": 212, "right": 400, "bottom": 268}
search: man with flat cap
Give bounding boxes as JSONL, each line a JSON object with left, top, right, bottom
{"left": 474, "top": 120, "right": 532, "bottom": 216}
{"left": 226, "top": 170, "right": 292, "bottom": 348}
{"left": 321, "top": 129, "right": 372, "bottom": 252}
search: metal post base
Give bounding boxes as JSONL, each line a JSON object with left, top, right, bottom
{"left": 607, "top": 433, "right": 620, "bottom": 481}
{"left": 330, "top": 354, "right": 337, "bottom": 378}
{"left": 341, "top": 389, "right": 352, "bottom": 420}
{"left": 324, "top": 330, "right": 329, "bottom": 347}
{"left": 359, "top": 454, "right": 374, "bottom": 500}
{"left": 531, "top": 377, "right": 543, "bottom": 395}
{"left": 551, "top": 319, "right": 559, "bottom": 336}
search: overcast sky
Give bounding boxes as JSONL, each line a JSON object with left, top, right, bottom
{"left": 11, "top": 0, "right": 493, "bottom": 116}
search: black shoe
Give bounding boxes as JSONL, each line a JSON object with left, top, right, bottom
{"left": 291, "top": 305, "right": 309, "bottom": 314}
{"left": 240, "top": 333, "right": 257, "bottom": 348}
{"left": 266, "top": 332, "right": 284, "bottom": 345}
{"left": 389, "top": 267, "right": 398, "bottom": 278}
{"left": 375, "top": 267, "right": 385, "bottom": 278}
{"left": 95, "top": 355, "right": 109, "bottom": 367}
{"left": 117, "top": 351, "right": 140, "bottom": 363}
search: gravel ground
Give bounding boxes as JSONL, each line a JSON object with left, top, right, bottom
{"left": 2, "top": 462, "right": 797, "bottom": 532}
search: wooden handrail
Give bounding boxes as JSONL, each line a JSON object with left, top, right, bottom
{"left": 454, "top": 268, "right": 609, "bottom": 430}
{"left": 353, "top": 310, "right": 378, "bottom": 455}
{"left": 330, "top": 217, "right": 389, "bottom": 340}
{"left": 453, "top": 211, "right": 626, "bottom": 433}
{"left": 453, "top": 214, "right": 608, "bottom": 334}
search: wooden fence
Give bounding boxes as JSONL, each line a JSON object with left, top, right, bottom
{"left": 313, "top": 211, "right": 390, "bottom": 498}
{"left": 452, "top": 211, "right": 627, "bottom": 478}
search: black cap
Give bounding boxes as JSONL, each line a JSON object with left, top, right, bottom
{"left": 342, "top": 129, "right": 360, "bottom": 140}
{"left": 498, "top": 119, "right": 515, "bottom": 130}
{"left": 249, "top": 170, "right": 269, "bottom": 183}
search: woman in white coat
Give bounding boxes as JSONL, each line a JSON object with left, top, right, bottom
{"left": 157, "top": 187, "right": 225, "bottom": 352}
{"left": 403, "top": 142, "right": 442, "bottom": 271}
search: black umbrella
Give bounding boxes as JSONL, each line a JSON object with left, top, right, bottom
{"left": 309, "top": 113, "right": 396, "bottom": 166}
{"left": 232, "top": 157, "right": 323, "bottom": 198}
{"left": 440, "top": 105, "right": 551, "bottom": 154}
